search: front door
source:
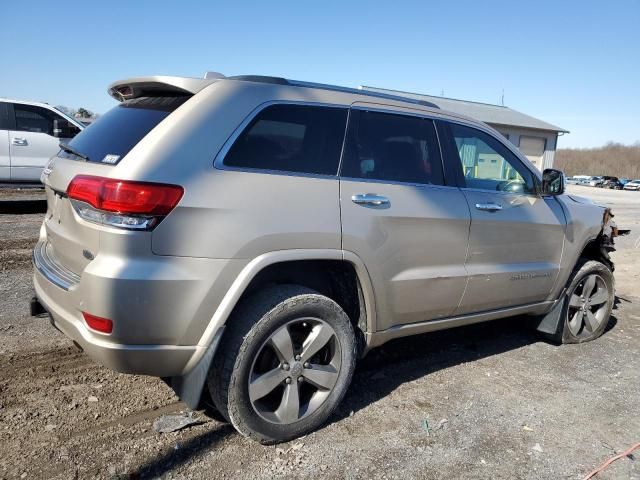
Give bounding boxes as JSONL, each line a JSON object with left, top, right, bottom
{"left": 436, "top": 120, "right": 566, "bottom": 314}
{"left": 339, "top": 107, "right": 470, "bottom": 331}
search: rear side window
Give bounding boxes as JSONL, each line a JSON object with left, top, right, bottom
{"left": 223, "top": 104, "right": 348, "bottom": 175}
{"left": 340, "top": 109, "right": 444, "bottom": 185}
{"left": 62, "top": 96, "right": 188, "bottom": 163}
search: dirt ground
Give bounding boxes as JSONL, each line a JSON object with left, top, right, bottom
{"left": 0, "top": 184, "right": 638, "bottom": 479}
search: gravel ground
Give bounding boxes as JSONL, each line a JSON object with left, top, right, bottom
{"left": 0, "top": 185, "right": 638, "bottom": 479}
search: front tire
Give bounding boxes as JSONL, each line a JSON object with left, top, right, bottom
{"left": 557, "top": 259, "right": 614, "bottom": 343}
{"left": 207, "top": 285, "right": 357, "bottom": 444}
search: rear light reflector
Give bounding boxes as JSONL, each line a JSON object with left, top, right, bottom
{"left": 82, "top": 312, "right": 113, "bottom": 334}
{"left": 67, "top": 175, "right": 183, "bottom": 230}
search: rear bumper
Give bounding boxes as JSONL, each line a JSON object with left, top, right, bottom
{"left": 34, "top": 267, "right": 201, "bottom": 377}
{"left": 31, "top": 237, "right": 239, "bottom": 377}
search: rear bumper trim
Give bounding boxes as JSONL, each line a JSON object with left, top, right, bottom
{"left": 32, "top": 240, "right": 80, "bottom": 291}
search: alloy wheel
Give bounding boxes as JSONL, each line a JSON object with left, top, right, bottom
{"left": 248, "top": 318, "right": 341, "bottom": 424}
{"left": 567, "top": 273, "right": 610, "bottom": 338}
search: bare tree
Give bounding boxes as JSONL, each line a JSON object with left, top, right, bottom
{"left": 555, "top": 143, "right": 640, "bottom": 179}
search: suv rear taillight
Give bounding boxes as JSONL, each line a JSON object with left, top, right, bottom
{"left": 67, "top": 175, "right": 183, "bottom": 230}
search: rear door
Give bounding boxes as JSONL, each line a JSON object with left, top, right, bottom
{"left": 8, "top": 103, "right": 69, "bottom": 181}
{"left": 339, "top": 106, "right": 470, "bottom": 331}
{"left": 436, "top": 120, "right": 566, "bottom": 314}
{"left": 0, "top": 102, "right": 9, "bottom": 180}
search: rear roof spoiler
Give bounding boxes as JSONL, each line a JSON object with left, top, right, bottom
{"left": 108, "top": 76, "right": 216, "bottom": 102}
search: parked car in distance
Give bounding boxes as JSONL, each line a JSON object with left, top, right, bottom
{"left": 597, "top": 176, "right": 620, "bottom": 189}
{"left": 0, "top": 99, "right": 84, "bottom": 183}
{"left": 601, "top": 180, "right": 620, "bottom": 189}
{"left": 32, "top": 73, "right": 618, "bottom": 444}
{"left": 565, "top": 176, "right": 580, "bottom": 185}
{"left": 587, "top": 176, "right": 604, "bottom": 187}
{"left": 623, "top": 179, "right": 640, "bottom": 191}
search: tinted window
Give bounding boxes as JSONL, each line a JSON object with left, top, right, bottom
{"left": 13, "top": 104, "right": 63, "bottom": 135}
{"left": 224, "top": 104, "right": 348, "bottom": 175}
{"left": 340, "top": 110, "right": 444, "bottom": 185}
{"left": 0, "top": 102, "right": 9, "bottom": 130}
{"left": 63, "top": 96, "right": 187, "bottom": 163}
{"left": 438, "top": 122, "right": 535, "bottom": 194}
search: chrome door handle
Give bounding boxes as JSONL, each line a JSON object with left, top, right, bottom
{"left": 475, "top": 202, "right": 502, "bottom": 212}
{"left": 12, "top": 137, "right": 28, "bottom": 146}
{"left": 351, "top": 193, "right": 390, "bottom": 207}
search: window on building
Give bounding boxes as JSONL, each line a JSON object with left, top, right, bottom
{"left": 224, "top": 104, "right": 348, "bottom": 175}
{"left": 340, "top": 109, "right": 444, "bottom": 185}
{"left": 519, "top": 136, "right": 546, "bottom": 170}
{"left": 439, "top": 122, "right": 535, "bottom": 194}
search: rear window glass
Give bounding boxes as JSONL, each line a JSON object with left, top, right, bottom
{"left": 61, "top": 96, "right": 188, "bottom": 163}
{"left": 223, "top": 104, "right": 348, "bottom": 175}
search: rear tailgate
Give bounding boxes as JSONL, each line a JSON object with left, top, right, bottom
{"left": 40, "top": 158, "right": 112, "bottom": 276}
{"left": 38, "top": 94, "right": 192, "bottom": 279}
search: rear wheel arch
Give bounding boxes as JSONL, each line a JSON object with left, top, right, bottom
{"left": 228, "top": 256, "right": 375, "bottom": 351}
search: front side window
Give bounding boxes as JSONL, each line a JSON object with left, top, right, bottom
{"left": 439, "top": 122, "right": 535, "bottom": 194}
{"left": 13, "top": 104, "right": 62, "bottom": 135}
{"left": 223, "top": 104, "right": 348, "bottom": 175}
{"left": 340, "top": 109, "right": 444, "bottom": 185}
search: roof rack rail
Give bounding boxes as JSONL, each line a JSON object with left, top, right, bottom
{"left": 288, "top": 80, "right": 440, "bottom": 109}
{"left": 228, "top": 75, "right": 289, "bottom": 85}
{"left": 225, "top": 75, "right": 440, "bottom": 109}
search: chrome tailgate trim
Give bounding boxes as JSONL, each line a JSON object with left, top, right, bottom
{"left": 33, "top": 241, "right": 81, "bottom": 291}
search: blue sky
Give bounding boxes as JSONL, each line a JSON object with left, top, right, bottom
{"left": 1, "top": 0, "right": 638, "bottom": 148}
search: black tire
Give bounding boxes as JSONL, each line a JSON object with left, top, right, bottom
{"left": 553, "top": 258, "right": 615, "bottom": 344}
{"left": 207, "top": 284, "right": 357, "bottom": 444}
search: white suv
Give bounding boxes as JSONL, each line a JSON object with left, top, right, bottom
{"left": 0, "top": 99, "right": 84, "bottom": 183}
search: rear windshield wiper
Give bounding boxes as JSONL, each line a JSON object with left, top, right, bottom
{"left": 59, "top": 142, "right": 90, "bottom": 161}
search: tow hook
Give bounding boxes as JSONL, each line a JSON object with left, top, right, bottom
{"left": 30, "top": 296, "right": 47, "bottom": 317}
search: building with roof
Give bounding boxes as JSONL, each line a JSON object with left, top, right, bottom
{"left": 361, "top": 86, "right": 568, "bottom": 171}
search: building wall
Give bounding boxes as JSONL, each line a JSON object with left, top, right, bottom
{"left": 489, "top": 125, "right": 558, "bottom": 171}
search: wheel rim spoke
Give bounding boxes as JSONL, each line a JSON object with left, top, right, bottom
{"left": 300, "top": 323, "right": 334, "bottom": 363}
{"left": 249, "top": 367, "right": 288, "bottom": 402}
{"left": 568, "top": 310, "right": 584, "bottom": 335}
{"left": 569, "top": 294, "right": 582, "bottom": 307}
{"left": 582, "top": 275, "right": 597, "bottom": 298}
{"left": 269, "top": 326, "right": 295, "bottom": 363}
{"left": 583, "top": 310, "right": 598, "bottom": 333}
{"left": 275, "top": 382, "right": 300, "bottom": 423}
{"left": 590, "top": 286, "right": 608, "bottom": 305}
{"left": 303, "top": 364, "right": 339, "bottom": 390}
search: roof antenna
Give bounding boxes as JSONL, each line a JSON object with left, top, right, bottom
{"left": 501, "top": 89, "right": 505, "bottom": 106}
{"left": 441, "top": 89, "right": 444, "bottom": 97}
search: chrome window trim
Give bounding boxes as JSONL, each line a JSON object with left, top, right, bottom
{"left": 338, "top": 175, "right": 460, "bottom": 191}
{"left": 213, "top": 100, "right": 349, "bottom": 179}
{"left": 458, "top": 186, "right": 540, "bottom": 199}
{"left": 213, "top": 98, "right": 539, "bottom": 191}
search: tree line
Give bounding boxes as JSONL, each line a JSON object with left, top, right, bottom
{"left": 555, "top": 142, "right": 640, "bottom": 179}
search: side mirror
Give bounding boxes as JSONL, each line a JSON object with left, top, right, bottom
{"left": 53, "top": 118, "right": 81, "bottom": 139}
{"left": 542, "top": 168, "right": 565, "bottom": 195}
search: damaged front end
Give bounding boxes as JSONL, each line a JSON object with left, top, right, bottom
{"left": 597, "top": 207, "right": 631, "bottom": 272}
